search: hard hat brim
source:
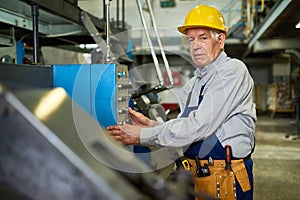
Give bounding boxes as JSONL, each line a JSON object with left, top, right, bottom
{"left": 177, "top": 25, "right": 226, "bottom": 35}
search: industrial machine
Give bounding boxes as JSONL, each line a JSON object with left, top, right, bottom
{"left": 0, "top": 1, "right": 187, "bottom": 199}
{"left": 0, "top": 86, "right": 191, "bottom": 200}
{"left": 0, "top": 63, "right": 131, "bottom": 127}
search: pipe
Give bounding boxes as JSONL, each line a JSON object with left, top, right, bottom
{"left": 31, "top": 4, "right": 39, "bottom": 63}
{"left": 246, "top": 0, "right": 251, "bottom": 38}
{"left": 103, "top": 0, "right": 105, "bottom": 23}
{"left": 116, "top": 0, "right": 119, "bottom": 28}
{"left": 105, "top": 0, "right": 111, "bottom": 62}
{"left": 136, "top": 0, "right": 164, "bottom": 86}
{"left": 285, "top": 49, "right": 300, "bottom": 62}
{"left": 122, "top": 0, "right": 125, "bottom": 29}
{"left": 145, "top": 0, "right": 173, "bottom": 87}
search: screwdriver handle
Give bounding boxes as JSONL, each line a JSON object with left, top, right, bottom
{"left": 225, "top": 145, "right": 232, "bottom": 170}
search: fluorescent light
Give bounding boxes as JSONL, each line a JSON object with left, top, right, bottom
{"left": 86, "top": 44, "right": 98, "bottom": 49}
{"left": 79, "top": 44, "right": 98, "bottom": 49}
{"left": 296, "top": 21, "right": 300, "bottom": 29}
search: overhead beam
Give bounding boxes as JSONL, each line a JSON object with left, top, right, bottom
{"left": 242, "top": 0, "right": 293, "bottom": 58}
{"left": 0, "top": 5, "right": 49, "bottom": 34}
{"left": 20, "top": 0, "right": 110, "bottom": 32}
{"left": 0, "top": 0, "right": 126, "bottom": 44}
{"left": 243, "top": 57, "right": 290, "bottom": 65}
{"left": 0, "top": 5, "right": 85, "bottom": 37}
{"left": 247, "top": 0, "right": 293, "bottom": 49}
{"left": 253, "top": 38, "right": 300, "bottom": 53}
{"left": 21, "top": 0, "right": 82, "bottom": 25}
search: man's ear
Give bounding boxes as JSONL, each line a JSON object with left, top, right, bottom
{"left": 218, "top": 33, "right": 226, "bottom": 49}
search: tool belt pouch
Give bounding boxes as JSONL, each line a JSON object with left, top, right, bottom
{"left": 187, "top": 159, "right": 251, "bottom": 200}
{"left": 231, "top": 160, "right": 251, "bottom": 192}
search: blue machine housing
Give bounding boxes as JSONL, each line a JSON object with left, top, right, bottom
{"left": 53, "top": 63, "right": 119, "bottom": 128}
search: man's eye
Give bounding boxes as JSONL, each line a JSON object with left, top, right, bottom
{"left": 187, "top": 38, "right": 194, "bottom": 43}
{"left": 200, "top": 37, "right": 207, "bottom": 40}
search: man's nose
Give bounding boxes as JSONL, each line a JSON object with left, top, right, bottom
{"left": 191, "top": 39, "right": 202, "bottom": 50}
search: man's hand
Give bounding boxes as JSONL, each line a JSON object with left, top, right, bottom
{"left": 128, "top": 107, "right": 159, "bottom": 127}
{"left": 107, "top": 124, "right": 141, "bottom": 145}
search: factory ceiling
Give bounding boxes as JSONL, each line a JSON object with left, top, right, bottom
{"left": 240, "top": 0, "right": 300, "bottom": 61}
{"left": 0, "top": 0, "right": 299, "bottom": 61}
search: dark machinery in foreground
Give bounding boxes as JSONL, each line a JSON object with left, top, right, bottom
{"left": 0, "top": 86, "right": 192, "bottom": 200}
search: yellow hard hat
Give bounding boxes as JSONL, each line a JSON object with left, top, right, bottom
{"left": 178, "top": 4, "right": 227, "bottom": 35}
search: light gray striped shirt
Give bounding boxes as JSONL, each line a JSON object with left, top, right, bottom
{"left": 140, "top": 51, "right": 256, "bottom": 158}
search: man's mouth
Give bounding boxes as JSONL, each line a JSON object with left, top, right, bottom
{"left": 194, "top": 54, "right": 205, "bottom": 59}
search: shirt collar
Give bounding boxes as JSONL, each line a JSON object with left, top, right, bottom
{"left": 194, "top": 51, "right": 227, "bottom": 78}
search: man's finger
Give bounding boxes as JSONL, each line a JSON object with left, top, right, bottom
{"left": 128, "top": 107, "right": 142, "bottom": 118}
{"left": 107, "top": 125, "right": 121, "bottom": 130}
{"left": 107, "top": 129, "right": 122, "bottom": 136}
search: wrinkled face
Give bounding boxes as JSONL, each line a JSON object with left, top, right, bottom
{"left": 186, "top": 28, "right": 225, "bottom": 68}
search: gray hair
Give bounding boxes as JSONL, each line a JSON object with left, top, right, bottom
{"left": 210, "top": 29, "right": 224, "bottom": 49}
{"left": 210, "top": 30, "right": 220, "bottom": 41}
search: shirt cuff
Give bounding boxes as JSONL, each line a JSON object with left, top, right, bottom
{"left": 140, "top": 127, "right": 160, "bottom": 146}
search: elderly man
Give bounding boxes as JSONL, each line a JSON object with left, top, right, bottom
{"left": 108, "top": 4, "right": 256, "bottom": 200}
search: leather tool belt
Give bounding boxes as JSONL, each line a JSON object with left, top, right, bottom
{"left": 186, "top": 158, "right": 251, "bottom": 200}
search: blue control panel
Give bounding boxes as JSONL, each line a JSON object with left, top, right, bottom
{"left": 53, "top": 63, "right": 130, "bottom": 128}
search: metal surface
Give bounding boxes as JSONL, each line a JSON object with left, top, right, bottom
{"left": 115, "top": 65, "right": 131, "bottom": 125}
{"left": 0, "top": 88, "right": 144, "bottom": 200}
{"left": 0, "top": 63, "right": 53, "bottom": 89}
